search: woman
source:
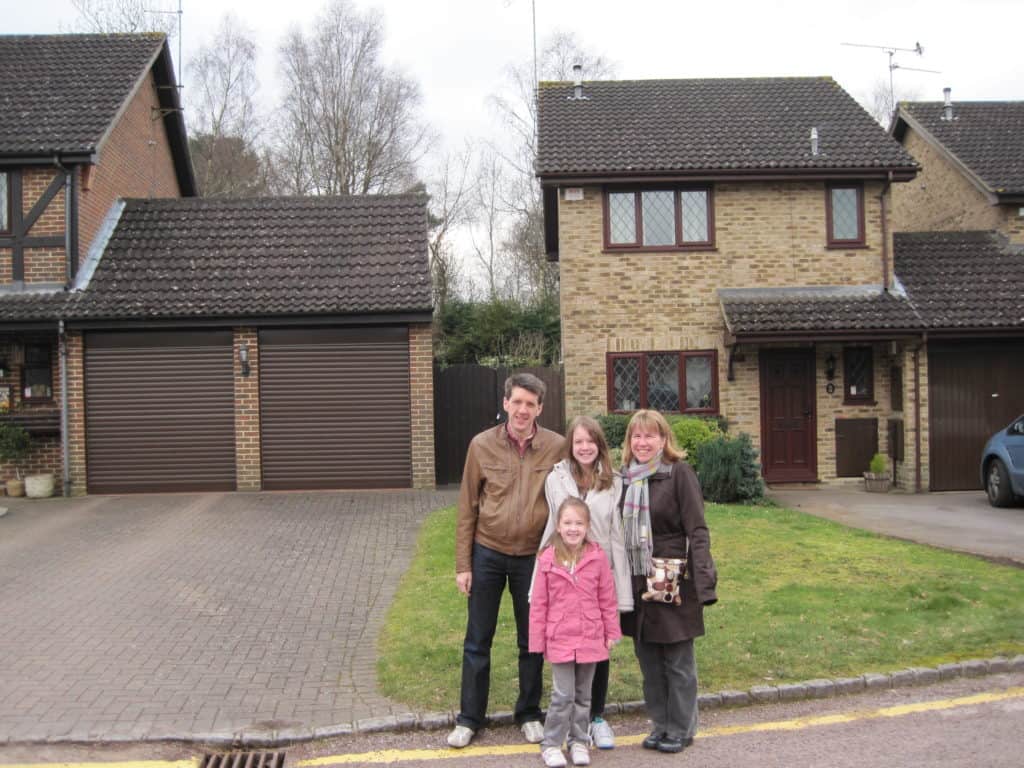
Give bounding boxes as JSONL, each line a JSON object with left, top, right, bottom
{"left": 539, "top": 415, "right": 633, "bottom": 749}
{"left": 619, "top": 409, "right": 717, "bottom": 754}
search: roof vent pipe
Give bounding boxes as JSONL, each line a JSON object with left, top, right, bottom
{"left": 942, "top": 87, "right": 953, "bottom": 121}
{"left": 572, "top": 63, "right": 583, "bottom": 100}
{"left": 810, "top": 127, "right": 819, "bottom": 156}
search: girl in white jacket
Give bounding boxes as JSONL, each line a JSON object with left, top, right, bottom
{"left": 539, "top": 415, "right": 633, "bottom": 750}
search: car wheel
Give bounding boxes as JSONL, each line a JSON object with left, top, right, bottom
{"left": 986, "top": 459, "right": 1014, "bottom": 507}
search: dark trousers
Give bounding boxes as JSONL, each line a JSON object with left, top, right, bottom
{"left": 457, "top": 542, "right": 544, "bottom": 730}
{"left": 590, "top": 658, "right": 609, "bottom": 719}
{"left": 633, "top": 637, "right": 698, "bottom": 739}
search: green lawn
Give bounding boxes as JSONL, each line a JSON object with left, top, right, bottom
{"left": 377, "top": 503, "right": 1024, "bottom": 712}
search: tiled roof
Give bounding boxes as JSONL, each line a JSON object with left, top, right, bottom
{"left": 537, "top": 77, "right": 917, "bottom": 177}
{"left": 0, "top": 290, "right": 70, "bottom": 323}
{"left": 66, "top": 196, "right": 432, "bottom": 321}
{"left": 0, "top": 34, "right": 165, "bottom": 157}
{"left": 897, "top": 101, "right": 1024, "bottom": 195}
{"left": 895, "top": 231, "right": 1024, "bottom": 329}
{"left": 719, "top": 286, "right": 923, "bottom": 335}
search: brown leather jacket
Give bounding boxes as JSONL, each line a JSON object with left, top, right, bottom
{"left": 455, "top": 423, "right": 564, "bottom": 572}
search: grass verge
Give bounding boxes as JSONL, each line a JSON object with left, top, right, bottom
{"left": 378, "top": 503, "right": 1024, "bottom": 712}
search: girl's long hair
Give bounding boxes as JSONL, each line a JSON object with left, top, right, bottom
{"left": 621, "top": 409, "right": 685, "bottom": 466}
{"left": 543, "top": 497, "right": 591, "bottom": 566}
{"left": 563, "top": 415, "right": 614, "bottom": 493}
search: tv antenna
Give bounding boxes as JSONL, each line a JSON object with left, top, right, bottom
{"left": 842, "top": 41, "right": 940, "bottom": 109}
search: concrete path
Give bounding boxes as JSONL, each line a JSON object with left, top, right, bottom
{"left": 768, "top": 487, "right": 1024, "bottom": 565}
{"left": 0, "top": 489, "right": 456, "bottom": 743}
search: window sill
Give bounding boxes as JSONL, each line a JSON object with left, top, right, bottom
{"left": 826, "top": 243, "right": 869, "bottom": 250}
{"left": 603, "top": 245, "right": 717, "bottom": 255}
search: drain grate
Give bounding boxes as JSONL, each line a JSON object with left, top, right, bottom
{"left": 200, "top": 752, "right": 286, "bottom": 768}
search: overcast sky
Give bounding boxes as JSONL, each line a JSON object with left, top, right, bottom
{"left": 8, "top": 0, "right": 1024, "bottom": 156}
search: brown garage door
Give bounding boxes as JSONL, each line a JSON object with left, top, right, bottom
{"left": 929, "top": 340, "right": 1024, "bottom": 491}
{"left": 85, "top": 331, "right": 236, "bottom": 493}
{"left": 259, "top": 327, "right": 412, "bottom": 490}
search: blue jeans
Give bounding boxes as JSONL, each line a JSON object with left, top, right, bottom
{"left": 456, "top": 542, "right": 544, "bottom": 730}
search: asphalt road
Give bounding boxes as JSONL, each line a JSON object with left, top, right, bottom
{"left": 2, "top": 671, "right": 1020, "bottom": 767}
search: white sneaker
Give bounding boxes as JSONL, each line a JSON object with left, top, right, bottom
{"left": 446, "top": 725, "right": 474, "bottom": 748}
{"left": 570, "top": 742, "right": 591, "bottom": 766}
{"left": 542, "top": 747, "right": 567, "bottom": 768}
{"left": 589, "top": 717, "right": 615, "bottom": 749}
{"left": 522, "top": 720, "right": 544, "bottom": 743}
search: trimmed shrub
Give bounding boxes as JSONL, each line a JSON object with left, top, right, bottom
{"left": 596, "top": 413, "right": 630, "bottom": 452}
{"left": 667, "top": 416, "right": 722, "bottom": 470}
{"left": 694, "top": 433, "right": 765, "bottom": 503}
{"left": 868, "top": 452, "right": 888, "bottom": 475}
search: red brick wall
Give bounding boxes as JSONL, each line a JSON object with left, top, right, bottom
{"left": 78, "top": 69, "right": 182, "bottom": 262}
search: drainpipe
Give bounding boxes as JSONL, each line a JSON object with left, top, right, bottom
{"left": 913, "top": 332, "right": 926, "bottom": 493}
{"left": 59, "top": 320, "right": 71, "bottom": 497}
{"left": 879, "top": 171, "right": 893, "bottom": 292}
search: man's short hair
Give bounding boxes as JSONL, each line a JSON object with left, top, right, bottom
{"left": 504, "top": 372, "right": 546, "bottom": 404}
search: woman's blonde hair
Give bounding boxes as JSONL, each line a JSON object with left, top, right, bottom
{"left": 563, "top": 415, "right": 614, "bottom": 493}
{"left": 544, "top": 496, "right": 591, "bottom": 565}
{"left": 621, "top": 409, "right": 685, "bottom": 466}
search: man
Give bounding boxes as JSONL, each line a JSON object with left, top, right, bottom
{"left": 447, "top": 372, "right": 565, "bottom": 748}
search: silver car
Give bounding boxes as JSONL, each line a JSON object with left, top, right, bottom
{"left": 981, "top": 415, "right": 1024, "bottom": 507}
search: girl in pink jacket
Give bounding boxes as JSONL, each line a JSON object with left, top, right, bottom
{"left": 529, "top": 497, "right": 622, "bottom": 768}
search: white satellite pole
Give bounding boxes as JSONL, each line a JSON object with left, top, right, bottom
{"left": 842, "top": 41, "right": 940, "bottom": 110}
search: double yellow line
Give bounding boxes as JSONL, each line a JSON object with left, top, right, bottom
{"left": 4, "top": 686, "right": 1021, "bottom": 768}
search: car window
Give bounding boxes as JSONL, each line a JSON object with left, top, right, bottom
{"left": 1011, "top": 419, "right": 1024, "bottom": 436}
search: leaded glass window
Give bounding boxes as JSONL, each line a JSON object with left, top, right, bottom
{"left": 647, "top": 353, "right": 680, "bottom": 411}
{"left": 608, "top": 192, "right": 636, "bottom": 244}
{"left": 642, "top": 191, "right": 675, "bottom": 246}
{"left": 604, "top": 186, "right": 713, "bottom": 249}
{"left": 612, "top": 357, "right": 641, "bottom": 411}
{"left": 843, "top": 347, "right": 873, "bottom": 403}
{"left": 685, "top": 355, "right": 714, "bottom": 410}
{"left": 608, "top": 351, "right": 718, "bottom": 414}
{"left": 828, "top": 184, "right": 863, "bottom": 244}
{"left": 680, "top": 189, "right": 709, "bottom": 243}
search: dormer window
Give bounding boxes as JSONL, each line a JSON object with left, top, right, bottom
{"left": 0, "top": 172, "right": 9, "bottom": 233}
{"left": 826, "top": 183, "right": 865, "bottom": 247}
{"left": 604, "top": 186, "right": 714, "bottom": 250}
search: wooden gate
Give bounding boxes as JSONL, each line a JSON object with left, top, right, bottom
{"left": 433, "top": 364, "right": 565, "bottom": 485}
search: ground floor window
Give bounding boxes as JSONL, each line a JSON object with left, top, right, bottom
{"left": 22, "top": 343, "right": 53, "bottom": 401}
{"left": 607, "top": 350, "right": 718, "bottom": 414}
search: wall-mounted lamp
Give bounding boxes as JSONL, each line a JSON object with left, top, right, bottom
{"left": 239, "top": 344, "right": 250, "bottom": 377}
{"left": 824, "top": 353, "right": 837, "bottom": 381}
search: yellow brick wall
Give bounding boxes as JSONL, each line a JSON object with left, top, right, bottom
{"left": 559, "top": 182, "right": 900, "bottom": 486}
{"left": 409, "top": 323, "right": 436, "bottom": 489}
{"left": 65, "top": 331, "right": 87, "bottom": 495}
{"left": 233, "top": 328, "right": 261, "bottom": 491}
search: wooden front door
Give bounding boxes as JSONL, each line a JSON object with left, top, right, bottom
{"left": 760, "top": 349, "right": 817, "bottom": 483}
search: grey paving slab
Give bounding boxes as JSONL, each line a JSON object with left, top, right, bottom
{"left": 0, "top": 489, "right": 456, "bottom": 742}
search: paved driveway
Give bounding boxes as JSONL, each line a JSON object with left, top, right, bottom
{"left": 769, "top": 488, "right": 1024, "bottom": 565}
{"left": 0, "top": 489, "right": 456, "bottom": 743}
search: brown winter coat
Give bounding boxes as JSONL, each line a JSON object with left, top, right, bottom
{"left": 619, "top": 460, "right": 717, "bottom": 644}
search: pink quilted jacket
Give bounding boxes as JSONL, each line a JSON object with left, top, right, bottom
{"left": 529, "top": 541, "right": 622, "bottom": 663}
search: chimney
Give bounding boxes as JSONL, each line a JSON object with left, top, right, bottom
{"left": 572, "top": 63, "right": 583, "bottom": 100}
{"left": 810, "top": 127, "right": 819, "bottom": 156}
{"left": 942, "top": 87, "right": 953, "bottom": 121}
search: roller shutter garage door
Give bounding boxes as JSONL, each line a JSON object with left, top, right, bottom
{"left": 928, "top": 340, "right": 1024, "bottom": 491}
{"left": 85, "top": 331, "right": 236, "bottom": 493}
{"left": 259, "top": 327, "right": 412, "bottom": 490}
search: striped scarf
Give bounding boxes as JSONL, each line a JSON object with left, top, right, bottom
{"left": 621, "top": 454, "right": 663, "bottom": 576}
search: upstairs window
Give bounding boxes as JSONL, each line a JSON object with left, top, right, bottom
{"left": 843, "top": 347, "right": 873, "bottom": 404}
{"left": 608, "top": 350, "right": 718, "bottom": 414}
{"left": 605, "top": 187, "right": 714, "bottom": 250}
{"left": 0, "top": 172, "right": 9, "bottom": 233}
{"left": 22, "top": 344, "right": 53, "bottom": 402}
{"left": 826, "top": 183, "right": 864, "bottom": 247}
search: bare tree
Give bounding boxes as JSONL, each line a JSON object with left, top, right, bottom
{"left": 487, "top": 31, "right": 616, "bottom": 305}
{"left": 425, "top": 145, "right": 476, "bottom": 312}
{"left": 861, "top": 77, "right": 922, "bottom": 129}
{"left": 71, "top": 0, "right": 177, "bottom": 36}
{"left": 272, "top": 0, "right": 432, "bottom": 196}
{"left": 187, "top": 15, "right": 265, "bottom": 197}
{"left": 469, "top": 149, "right": 508, "bottom": 301}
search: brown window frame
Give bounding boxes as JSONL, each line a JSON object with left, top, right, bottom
{"left": 843, "top": 346, "right": 874, "bottom": 405}
{"left": 606, "top": 350, "right": 719, "bottom": 415}
{"left": 603, "top": 185, "right": 715, "bottom": 251}
{"left": 0, "top": 171, "right": 9, "bottom": 234}
{"left": 825, "top": 182, "right": 865, "bottom": 248}
{"left": 21, "top": 343, "right": 54, "bottom": 404}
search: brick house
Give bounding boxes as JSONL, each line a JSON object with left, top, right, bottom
{"left": 889, "top": 94, "right": 1024, "bottom": 490}
{"left": 0, "top": 34, "right": 435, "bottom": 494}
{"left": 536, "top": 76, "right": 946, "bottom": 489}
{"left": 0, "top": 33, "right": 193, "bottom": 492}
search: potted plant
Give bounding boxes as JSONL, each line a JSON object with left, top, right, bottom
{"left": 0, "top": 422, "right": 30, "bottom": 497}
{"left": 864, "top": 452, "right": 892, "bottom": 493}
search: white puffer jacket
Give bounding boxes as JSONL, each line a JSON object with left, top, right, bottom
{"left": 534, "top": 459, "right": 634, "bottom": 612}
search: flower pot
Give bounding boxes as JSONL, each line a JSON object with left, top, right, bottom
{"left": 5, "top": 478, "right": 24, "bottom": 497}
{"left": 25, "top": 473, "right": 54, "bottom": 498}
{"left": 863, "top": 472, "right": 892, "bottom": 493}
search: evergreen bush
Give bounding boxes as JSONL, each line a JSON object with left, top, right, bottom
{"left": 0, "top": 422, "right": 31, "bottom": 479}
{"left": 596, "top": 413, "right": 630, "bottom": 452}
{"left": 667, "top": 416, "right": 722, "bottom": 470}
{"left": 694, "top": 433, "right": 765, "bottom": 503}
{"left": 868, "top": 452, "right": 889, "bottom": 475}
